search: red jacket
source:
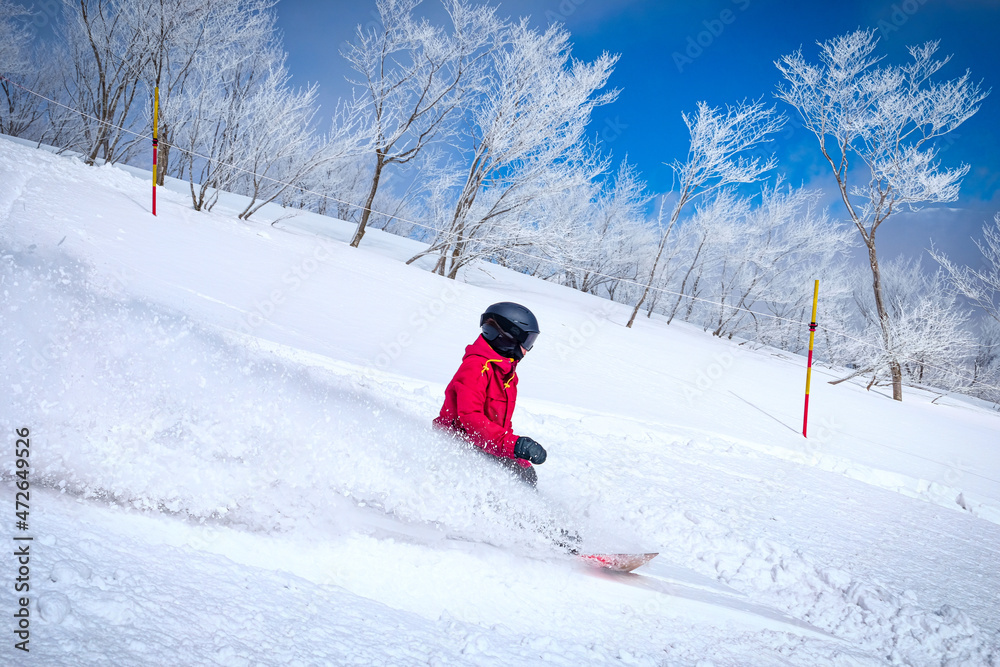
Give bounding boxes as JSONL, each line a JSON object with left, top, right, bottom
{"left": 434, "top": 335, "right": 530, "bottom": 468}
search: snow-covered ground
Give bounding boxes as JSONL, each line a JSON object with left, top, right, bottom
{"left": 2, "top": 134, "right": 998, "bottom": 665}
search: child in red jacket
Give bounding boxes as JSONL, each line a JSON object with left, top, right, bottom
{"left": 434, "top": 302, "right": 547, "bottom": 486}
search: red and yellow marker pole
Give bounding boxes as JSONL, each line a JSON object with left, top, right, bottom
{"left": 152, "top": 87, "right": 158, "bottom": 216}
{"left": 802, "top": 280, "right": 819, "bottom": 437}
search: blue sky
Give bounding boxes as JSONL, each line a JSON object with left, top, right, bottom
{"left": 277, "top": 0, "right": 999, "bottom": 265}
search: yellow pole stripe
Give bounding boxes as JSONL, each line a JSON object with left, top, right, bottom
{"left": 804, "top": 280, "right": 819, "bottom": 395}
{"left": 153, "top": 87, "right": 158, "bottom": 185}
{"left": 810, "top": 279, "right": 820, "bottom": 324}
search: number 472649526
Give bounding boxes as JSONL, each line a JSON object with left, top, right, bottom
{"left": 15, "top": 427, "right": 30, "bottom": 526}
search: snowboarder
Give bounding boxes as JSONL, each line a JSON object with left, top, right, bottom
{"left": 434, "top": 302, "right": 547, "bottom": 487}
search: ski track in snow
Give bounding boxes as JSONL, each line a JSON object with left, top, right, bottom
{"left": 2, "top": 136, "right": 999, "bottom": 665}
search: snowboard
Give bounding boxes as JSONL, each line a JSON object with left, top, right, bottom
{"left": 579, "top": 552, "right": 658, "bottom": 573}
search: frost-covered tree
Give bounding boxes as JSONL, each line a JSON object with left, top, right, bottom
{"left": 0, "top": 0, "right": 44, "bottom": 137}
{"left": 627, "top": 99, "right": 785, "bottom": 328}
{"left": 344, "top": 0, "right": 500, "bottom": 248}
{"left": 48, "top": 0, "right": 285, "bottom": 172}
{"left": 363, "top": 148, "right": 456, "bottom": 238}
{"left": 503, "top": 167, "right": 605, "bottom": 281}
{"left": 831, "top": 258, "right": 974, "bottom": 392}
{"left": 966, "top": 319, "right": 1000, "bottom": 403}
{"left": 0, "top": 66, "right": 49, "bottom": 139}
{"left": 932, "top": 213, "right": 1000, "bottom": 326}
{"left": 178, "top": 39, "right": 277, "bottom": 211}
{"left": 563, "top": 161, "right": 653, "bottom": 298}
{"left": 137, "top": 0, "right": 276, "bottom": 185}
{"left": 661, "top": 189, "right": 750, "bottom": 326}
{"left": 171, "top": 14, "right": 346, "bottom": 220}
{"left": 776, "top": 29, "right": 988, "bottom": 400}
{"left": 230, "top": 69, "right": 319, "bottom": 220}
{"left": 285, "top": 151, "right": 372, "bottom": 223}
{"left": 0, "top": 0, "right": 31, "bottom": 81}
{"left": 641, "top": 184, "right": 855, "bottom": 352}
{"left": 637, "top": 198, "right": 684, "bottom": 319}
{"left": 407, "top": 20, "right": 618, "bottom": 279}
{"left": 433, "top": 154, "right": 609, "bottom": 279}
{"left": 58, "top": 0, "right": 151, "bottom": 164}
{"left": 0, "top": 0, "right": 31, "bottom": 73}
{"left": 750, "top": 198, "right": 855, "bottom": 353}
{"left": 46, "top": 0, "right": 334, "bottom": 219}
{"left": 694, "top": 184, "right": 855, "bottom": 340}
{"left": 230, "top": 71, "right": 363, "bottom": 221}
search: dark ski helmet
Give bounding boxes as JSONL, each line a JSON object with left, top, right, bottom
{"left": 480, "top": 302, "right": 540, "bottom": 360}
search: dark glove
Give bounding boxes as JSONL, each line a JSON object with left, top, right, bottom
{"left": 514, "top": 436, "right": 547, "bottom": 464}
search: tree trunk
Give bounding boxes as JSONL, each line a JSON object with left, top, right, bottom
{"left": 628, "top": 232, "right": 667, "bottom": 327}
{"left": 667, "top": 239, "right": 704, "bottom": 324}
{"left": 350, "top": 153, "right": 385, "bottom": 248}
{"left": 445, "top": 224, "right": 466, "bottom": 280}
{"left": 628, "top": 196, "right": 685, "bottom": 328}
{"left": 86, "top": 122, "right": 105, "bottom": 165}
{"left": 867, "top": 239, "right": 903, "bottom": 401}
{"left": 431, "top": 252, "right": 447, "bottom": 275}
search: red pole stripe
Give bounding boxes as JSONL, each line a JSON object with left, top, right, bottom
{"left": 802, "top": 394, "right": 810, "bottom": 437}
{"left": 152, "top": 139, "right": 157, "bottom": 216}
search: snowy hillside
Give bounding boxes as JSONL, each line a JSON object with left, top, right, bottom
{"left": 2, "top": 135, "right": 999, "bottom": 665}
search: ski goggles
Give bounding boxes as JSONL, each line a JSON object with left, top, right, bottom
{"left": 482, "top": 315, "right": 540, "bottom": 351}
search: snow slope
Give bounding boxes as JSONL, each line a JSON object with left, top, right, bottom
{"left": 2, "top": 135, "right": 999, "bottom": 665}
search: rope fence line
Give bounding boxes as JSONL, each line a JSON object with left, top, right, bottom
{"left": 2, "top": 72, "right": 999, "bottom": 397}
